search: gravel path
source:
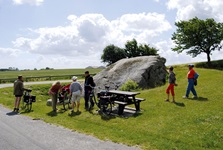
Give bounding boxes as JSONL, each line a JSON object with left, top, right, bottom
{"left": 0, "top": 82, "right": 140, "bottom": 150}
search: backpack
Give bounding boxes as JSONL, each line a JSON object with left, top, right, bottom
{"left": 194, "top": 72, "right": 199, "bottom": 86}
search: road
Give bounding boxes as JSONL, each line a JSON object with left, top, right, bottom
{"left": 0, "top": 81, "right": 140, "bottom": 150}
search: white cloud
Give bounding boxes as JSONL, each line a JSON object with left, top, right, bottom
{"left": 12, "top": 0, "right": 43, "bottom": 6}
{"left": 0, "top": 47, "right": 20, "bottom": 56}
{"left": 167, "top": 0, "right": 223, "bottom": 22}
{"left": 11, "top": 13, "right": 172, "bottom": 68}
{"left": 156, "top": 39, "right": 223, "bottom": 66}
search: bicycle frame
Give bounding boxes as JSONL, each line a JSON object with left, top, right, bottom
{"left": 22, "top": 90, "right": 36, "bottom": 111}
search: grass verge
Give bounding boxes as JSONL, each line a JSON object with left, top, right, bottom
{"left": 0, "top": 66, "right": 223, "bottom": 150}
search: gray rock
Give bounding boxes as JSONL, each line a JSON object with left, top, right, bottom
{"left": 93, "top": 56, "right": 167, "bottom": 90}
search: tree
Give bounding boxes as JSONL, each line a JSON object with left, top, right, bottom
{"left": 138, "top": 44, "right": 158, "bottom": 56}
{"left": 125, "top": 39, "right": 158, "bottom": 58}
{"left": 101, "top": 39, "right": 159, "bottom": 65}
{"left": 101, "top": 44, "right": 126, "bottom": 65}
{"left": 172, "top": 17, "right": 223, "bottom": 63}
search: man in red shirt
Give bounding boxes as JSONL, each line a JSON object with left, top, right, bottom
{"left": 48, "top": 81, "right": 61, "bottom": 112}
{"left": 183, "top": 64, "right": 198, "bottom": 99}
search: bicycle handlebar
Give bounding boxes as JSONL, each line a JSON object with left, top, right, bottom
{"left": 25, "top": 89, "right": 32, "bottom": 92}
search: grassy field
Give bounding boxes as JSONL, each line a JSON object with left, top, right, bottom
{"left": 0, "top": 68, "right": 102, "bottom": 79}
{"left": 0, "top": 68, "right": 102, "bottom": 83}
{"left": 0, "top": 66, "right": 222, "bottom": 150}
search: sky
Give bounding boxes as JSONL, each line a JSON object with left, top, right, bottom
{"left": 0, "top": 0, "right": 223, "bottom": 70}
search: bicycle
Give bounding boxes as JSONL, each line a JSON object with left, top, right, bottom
{"left": 88, "top": 82, "right": 120, "bottom": 115}
{"left": 22, "top": 89, "right": 36, "bottom": 111}
{"left": 58, "top": 89, "right": 71, "bottom": 110}
{"left": 87, "top": 86, "right": 97, "bottom": 111}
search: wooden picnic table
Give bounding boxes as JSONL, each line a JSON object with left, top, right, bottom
{"left": 107, "top": 90, "right": 145, "bottom": 115}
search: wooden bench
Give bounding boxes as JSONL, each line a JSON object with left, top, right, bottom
{"left": 114, "top": 101, "right": 128, "bottom": 115}
{"left": 128, "top": 97, "right": 146, "bottom": 111}
{"left": 114, "top": 97, "right": 146, "bottom": 115}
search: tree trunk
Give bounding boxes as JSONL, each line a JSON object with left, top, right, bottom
{"left": 207, "top": 54, "right": 211, "bottom": 62}
{"left": 207, "top": 52, "right": 211, "bottom": 67}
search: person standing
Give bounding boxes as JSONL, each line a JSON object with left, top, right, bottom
{"left": 13, "top": 75, "right": 26, "bottom": 113}
{"left": 48, "top": 81, "right": 61, "bottom": 112}
{"left": 183, "top": 64, "right": 198, "bottom": 99}
{"left": 84, "top": 71, "right": 95, "bottom": 110}
{"left": 69, "top": 76, "right": 83, "bottom": 113}
{"left": 165, "top": 66, "right": 177, "bottom": 103}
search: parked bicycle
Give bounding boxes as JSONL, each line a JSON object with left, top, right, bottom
{"left": 22, "top": 89, "right": 36, "bottom": 111}
{"left": 88, "top": 82, "right": 120, "bottom": 115}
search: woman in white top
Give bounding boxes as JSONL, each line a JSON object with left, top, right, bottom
{"left": 69, "top": 76, "right": 83, "bottom": 112}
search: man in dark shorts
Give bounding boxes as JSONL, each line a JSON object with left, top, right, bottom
{"left": 13, "top": 75, "right": 26, "bottom": 113}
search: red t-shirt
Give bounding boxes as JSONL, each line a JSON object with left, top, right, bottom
{"left": 50, "top": 84, "right": 61, "bottom": 93}
{"left": 187, "top": 69, "right": 195, "bottom": 79}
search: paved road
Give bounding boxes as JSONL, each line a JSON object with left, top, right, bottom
{"left": 0, "top": 82, "right": 140, "bottom": 150}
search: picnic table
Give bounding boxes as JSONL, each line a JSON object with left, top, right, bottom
{"left": 107, "top": 90, "right": 145, "bottom": 115}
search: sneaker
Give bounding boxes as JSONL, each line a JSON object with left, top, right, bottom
{"left": 192, "top": 96, "right": 198, "bottom": 99}
{"left": 13, "top": 108, "right": 17, "bottom": 112}
{"left": 182, "top": 96, "right": 188, "bottom": 99}
{"left": 15, "top": 108, "right": 19, "bottom": 113}
{"left": 165, "top": 99, "right": 170, "bottom": 102}
{"left": 171, "top": 100, "right": 176, "bottom": 103}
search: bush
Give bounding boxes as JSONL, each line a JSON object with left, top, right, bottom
{"left": 120, "top": 79, "right": 139, "bottom": 91}
{"left": 196, "top": 59, "right": 223, "bottom": 70}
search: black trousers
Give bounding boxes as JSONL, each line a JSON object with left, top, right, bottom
{"left": 84, "top": 89, "right": 94, "bottom": 109}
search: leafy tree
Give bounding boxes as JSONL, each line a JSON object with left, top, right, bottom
{"left": 172, "top": 17, "right": 223, "bottom": 63}
{"left": 101, "top": 44, "right": 126, "bottom": 65}
{"left": 125, "top": 39, "right": 158, "bottom": 58}
{"left": 101, "top": 39, "right": 159, "bottom": 65}
{"left": 124, "top": 39, "right": 140, "bottom": 58}
{"left": 138, "top": 44, "right": 158, "bottom": 56}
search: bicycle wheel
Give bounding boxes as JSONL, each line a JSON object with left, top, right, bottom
{"left": 88, "top": 96, "right": 93, "bottom": 111}
{"left": 93, "top": 95, "right": 100, "bottom": 109}
{"left": 27, "top": 101, "right": 32, "bottom": 111}
{"left": 100, "top": 100, "right": 112, "bottom": 115}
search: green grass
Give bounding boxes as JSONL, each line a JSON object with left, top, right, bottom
{"left": 0, "top": 66, "right": 223, "bottom": 150}
{"left": 0, "top": 68, "right": 102, "bottom": 79}
{"left": 0, "top": 68, "right": 102, "bottom": 83}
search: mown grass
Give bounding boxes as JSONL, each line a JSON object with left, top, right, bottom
{"left": 0, "top": 66, "right": 222, "bottom": 150}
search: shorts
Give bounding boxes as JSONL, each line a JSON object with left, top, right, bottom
{"left": 71, "top": 90, "right": 81, "bottom": 103}
{"left": 15, "top": 95, "right": 23, "bottom": 97}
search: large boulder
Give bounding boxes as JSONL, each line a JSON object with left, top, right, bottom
{"left": 93, "top": 56, "right": 167, "bottom": 90}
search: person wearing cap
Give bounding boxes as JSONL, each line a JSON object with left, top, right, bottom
{"left": 48, "top": 81, "right": 62, "bottom": 112}
{"left": 69, "top": 76, "right": 83, "bottom": 113}
{"left": 84, "top": 71, "right": 95, "bottom": 110}
{"left": 13, "top": 75, "right": 26, "bottom": 112}
{"left": 165, "top": 66, "right": 178, "bottom": 103}
{"left": 183, "top": 64, "right": 198, "bottom": 99}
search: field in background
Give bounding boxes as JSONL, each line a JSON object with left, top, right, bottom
{"left": 0, "top": 65, "right": 222, "bottom": 150}
{"left": 0, "top": 68, "right": 102, "bottom": 83}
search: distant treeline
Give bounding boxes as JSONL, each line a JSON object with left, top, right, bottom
{"left": 0, "top": 67, "right": 54, "bottom": 72}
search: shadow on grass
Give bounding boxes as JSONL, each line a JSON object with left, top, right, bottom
{"left": 68, "top": 111, "right": 82, "bottom": 117}
{"left": 20, "top": 109, "right": 34, "bottom": 114}
{"left": 47, "top": 111, "right": 58, "bottom": 117}
{"left": 196, "top": 97, "right": 208, "bottom": 101}
{"left": 116, "top": 107, "right": 143, "bottom": 119}
{"left": 174, "top": 102, "right": 185, "bottom": 107}
{"left": 101, "top": 113, "right": 116, "bottom": 121}
{"left": 188, "top": 97, "right": 208, "bottom": 101}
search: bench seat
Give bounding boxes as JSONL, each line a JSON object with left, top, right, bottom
{"left": 128, "top": 97, "right": 146, "bottom": 101}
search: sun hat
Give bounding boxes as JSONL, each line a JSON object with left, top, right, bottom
{"left": 72, "top": 76, "right": 78, "bottom": 80}
{"left": 188, "top": 64, "right": 194, "bottom": 67}
{"left": 169, "top": 66, "right": 173, "bottom": 70}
